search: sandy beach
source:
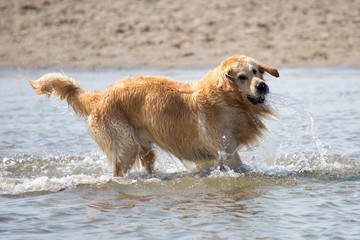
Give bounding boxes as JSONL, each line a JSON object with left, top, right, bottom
{"left": 1, "top": 0, "right": 360, "bottom": 69}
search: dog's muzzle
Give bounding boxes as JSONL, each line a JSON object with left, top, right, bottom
{"left": 247, "top": 82, "right": 269, "bottom": 105}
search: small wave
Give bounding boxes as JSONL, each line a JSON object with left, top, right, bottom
{"left": 0, "top": 174, "right": 151, "bottom": 195}
{"left": 1, "top": 145, "right": 359, "bottom": 196}
{"left": 274, "top": 154, "right": 360, "bottom": 178}
{"left": 0, "top": 175, "right": 112, "bottom": 195}
{"left": 2, "top": 153, "right": 358, "bottom": 195}
{"left": 1, "top": 153, "right": 111, "bottom": 178}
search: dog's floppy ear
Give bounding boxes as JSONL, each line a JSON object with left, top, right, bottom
{"left": 218, "top": 69, "right": 237, "bottom": 92}
{"left": 259, "top": 64, "right": 280, "bottom": 78}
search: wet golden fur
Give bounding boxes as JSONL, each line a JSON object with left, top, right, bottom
{"left": 29, "top": 56, "right": 279, "bottom": 176}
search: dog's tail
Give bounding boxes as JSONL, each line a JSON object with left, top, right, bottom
{"left": 29, "top": 73, "right": 99, "bottom": 117}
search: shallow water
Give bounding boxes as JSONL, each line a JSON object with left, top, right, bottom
{"left": 1, "top": 67, "right": 360, "bottom": 239}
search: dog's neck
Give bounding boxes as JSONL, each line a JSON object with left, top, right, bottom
{"left": 188, "top": 68, "right": 273, "bottom": 146}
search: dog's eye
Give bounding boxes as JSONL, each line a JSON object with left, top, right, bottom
{"left": 253, "top": 69, "right": 257, "bottom": 75}
{"left": 238, "top": 75, "right": 248, "bottom": 81}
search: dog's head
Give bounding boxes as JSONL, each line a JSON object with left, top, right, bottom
{"left": 217, "top": 56, "right": 279, "bottom": 105}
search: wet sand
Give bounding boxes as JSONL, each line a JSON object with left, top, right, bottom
{"left": 1, "top": 0, "right": 360, "bottom": 69}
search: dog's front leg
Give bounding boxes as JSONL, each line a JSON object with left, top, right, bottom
{"left": 221, "top": 152, "right": 247, "bottom": 173}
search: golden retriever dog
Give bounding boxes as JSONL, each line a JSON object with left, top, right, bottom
{"left": 29, "top": 55, "right": 279, "bottom": 176}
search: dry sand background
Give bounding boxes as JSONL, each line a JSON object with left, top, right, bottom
{"left": 1, "top": 0, "right": 360, "bottom": 69}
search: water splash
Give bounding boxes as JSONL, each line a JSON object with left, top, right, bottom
{"left": 263, "top": 93, "right": 341, "bottom": 172}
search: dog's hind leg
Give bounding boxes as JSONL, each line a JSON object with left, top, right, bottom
{"left": 139, "top": 146, "right": 156, "bottom": 174}
{"left": 88, "top": 124, "right": 139, "bottom": 176}
{"left": 90, "top": 114, "right": 144, "bottom": 176}
{"left": 110, "top": 144, "right": 140, "bottom": 177}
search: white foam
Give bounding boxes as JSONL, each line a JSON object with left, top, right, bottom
{"left": 208, "top": 168, "right": 245, "bottom": 178}
{"left": 0, "top": 175, "right": 112, "bottom": 195}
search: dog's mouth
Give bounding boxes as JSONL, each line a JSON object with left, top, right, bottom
{"left": 247, "top": 95, "right": 266, "bottom": 105}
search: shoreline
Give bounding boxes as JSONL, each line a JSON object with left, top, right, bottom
{"left": 1, "top": 64, "right": 359, "bottom": 76}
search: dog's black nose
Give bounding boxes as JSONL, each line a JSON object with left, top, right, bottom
{"left": 256, "top": 82, "right": 269, "bottom": 94}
